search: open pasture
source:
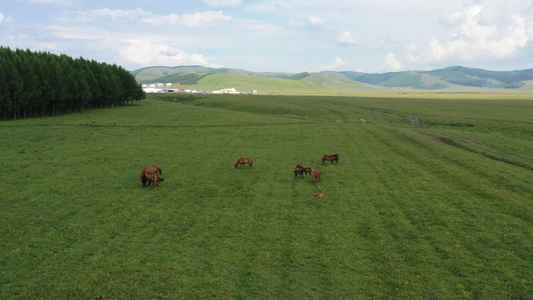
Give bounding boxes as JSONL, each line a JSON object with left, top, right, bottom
{"left": 1, "top": 94, "right": 532, "bottom": 298}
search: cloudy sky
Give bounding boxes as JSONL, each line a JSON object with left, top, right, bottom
{"left": 1, "top": 0, "right": 532, "bottom": 73}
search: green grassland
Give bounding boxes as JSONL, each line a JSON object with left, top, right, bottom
{"left": 1, "top": 94, "right": 532, "bottom": 298}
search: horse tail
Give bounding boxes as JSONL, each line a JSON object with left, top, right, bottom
{"left": 250, "top": 158, "right": 253, "bottom": 168}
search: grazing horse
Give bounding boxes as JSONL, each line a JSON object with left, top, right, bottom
{"left": 294, "top": 169, "right": 306, "bottom": 178}
{"left": 313, "top": 190, "right": 324, "bottom": 198}
{"left": 295, "top": 164, "right": 312, "bottom": 176}
{"left": 312, "top": 168, "right": 322, "bottom": 186}
{"left": 235, "top": 158, "right": 253, "bottom": 168}
{"left": 322, "top": 154, "right": 339, "bottom": 165}
{"left": 150, "top": 172, "right": 163, "bottom": 188}
{"left": 140, "top": 165, "right": 163, "bottom": 188}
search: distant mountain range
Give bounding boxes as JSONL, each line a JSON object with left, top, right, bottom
{"left": 131, "top": 65, "right": 533, "bottom": 93}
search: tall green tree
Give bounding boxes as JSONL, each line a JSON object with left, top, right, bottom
{"left": 0, "top": 60, "right": 8, "bottom": 119}
{"left": 0, "top": 47, "right": 144, "bottom": 119}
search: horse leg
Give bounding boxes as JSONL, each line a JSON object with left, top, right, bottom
{"left": 142, "top": 173, "right": 149, "bottom": 188}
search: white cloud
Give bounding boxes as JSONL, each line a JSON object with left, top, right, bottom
{"left": 423, "top": 6, "right": 531, "bottom": 63}
{"left": 383, "top": 52, "right": 402, "bottom": 72}
{"left": 0, "top": 12, "right": 4, "bottom": 26}
{"left": 76, "top": 8, "right": 232, "bottom": 29}
{"left": 115, "top": 43, "right": 221, "bottom": 70}
{"left": 326, "top": 56, "right": 346, "bottom": 70}
{"left": 6, "top": 1, "right": 532, "bottom": 72}
{"left": 82, "top": 8, "right": 150, "bottom": 22}
{"left": 309, "top": 15, "right": 325, "bottom": 27}
{"left": 337, "top": 30, "right": 357, "bottom": 46}
{"left": 197, "top": 0, "right": 242, "bottom": 8}
{"left": 177, "top": 11, "right": 233, "bottom": 28}
{"left": 286, "top": 19, "right": 304, "bottom": 30}
{"left": 16, "top": 0, "right": 79, "bottom": 6}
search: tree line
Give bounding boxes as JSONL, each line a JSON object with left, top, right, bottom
{"left": 0, "top": 47, "right": 146, "bottom": 120}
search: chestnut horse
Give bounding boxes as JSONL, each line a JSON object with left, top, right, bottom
{"left": 313, "top": 190, "right": 324, "bottom": 198}
{"left": 312, "top": 168, "right": 322, "bottom": 185}
{"left": 322, "top": 154, "right": 339, "bottom": 165}
{"left": 295, "top": 164, "right": 312, "bottom": 176}
{"left": 235, "top": 158, "right": 253, "bottom": 168}
{"left": 140, "top": 165, "right": 163, "bottom": 188}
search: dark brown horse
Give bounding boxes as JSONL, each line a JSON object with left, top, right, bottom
{"left": 235, "top": 158, "right": 253, "bottom": 168}
{"left": 294, "top": 169, "right": 306, "bottom": 178}
{"left": 140, "top": 165, "right": 163, "bottom": 188}
{"left": 295, "top": 164, "right": 312, "bottom": 176}
{"left": 322, "top": 154, "right": 339, "bottom": 165}
{"left": 312, "top": 168, "right": 322, "bottom": 185}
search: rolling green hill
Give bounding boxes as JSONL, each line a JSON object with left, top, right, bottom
{"left": 133, "top": 65, "right": 292, "bottom": 82}
{"left": 299, "top": 73, "right": 388, "bottom": 93}
{"left": 133, "top": 65, "right": 533, "bottom": 93}
{"left": 172, "top": 74, "right": 347, "bottom": 95}
{"left": 327, "top": 66, "right": 533, "bottom": 91}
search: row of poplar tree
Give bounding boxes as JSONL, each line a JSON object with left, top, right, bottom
{"left": 0, "top": 47, "right": 146, "bottom": 120}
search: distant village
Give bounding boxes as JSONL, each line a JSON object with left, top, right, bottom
{"left": 142, "top": 83, "right": 258, "bottom": 95}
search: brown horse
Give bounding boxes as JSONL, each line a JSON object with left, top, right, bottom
{"left": 140, "top": 165, "right": 163, "bottom": 188}
{"left": 312, "top": 168, "right": 322, "bottom": 185}
{"left": 295, "top": 164, "right": 312, "bottom": 176}
{"left": 322, "top": 154, "right": 339, "bottom": 165}
{"left": 235, "top": 158, "right": 253, "bottom": 168}
{"left": 150, "top": 172, "right": 163, "bottom": 188}
{"left": 294, "top": 169, "right": 306, "bottom": 178}
{"left": 313, "top": 190, "right": 324, "bottom": 198}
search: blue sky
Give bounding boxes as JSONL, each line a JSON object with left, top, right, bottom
{"left": 1, "top": 0, "right": 532, "bottom": 73}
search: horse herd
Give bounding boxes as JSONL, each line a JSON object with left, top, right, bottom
{"left": 140, "top": 154, "right": 340, "bottom": 198}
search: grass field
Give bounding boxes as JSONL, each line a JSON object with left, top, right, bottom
{"left": 1, "top": 94, "right": 532, "bottom": 298}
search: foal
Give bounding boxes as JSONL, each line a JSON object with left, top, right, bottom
{"left": 150, "top": 172, "right": 163, "bottom": 188}
{"left": 312, "top": 168, "right": 322, "bottom": 186}
{"left": 313, "top": 190, "right": 324, "bottom": 198}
